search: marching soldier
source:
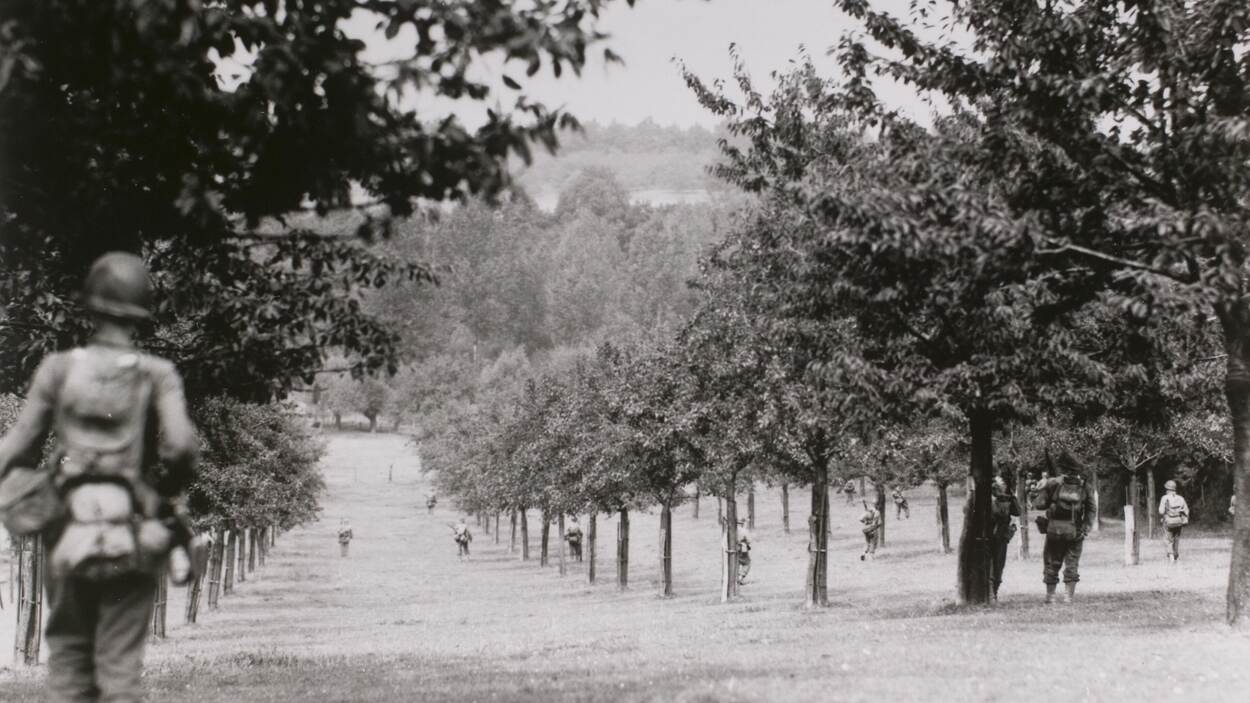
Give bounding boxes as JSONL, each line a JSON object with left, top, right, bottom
{"left": 990, "top": 475, "right": 1021, "bottom": 601}
{"left": 337, "top": 519, "right": 354, "bottom": 558}
{"left": 0, "top": 252, "right": 198, "bottom": 702}
{"left": 1158, "top": 480, "right": 1190, "bottom": 563}
{"left": 451, "top": 517, "right": 473, "bottom": 561}
{"left": 1032, "top": 451, "right": 1096, "bottom": 603}
{"left": 859, "top": 502, "right": 881, "bottom": 560}
{"left": 565, "top": 516, "right": 584, "bottom": 562}
{"left": 892, "top": 486, "right": 910, "bottom": 520}
{"left": 843, "top": 479, "right": 857, "bottom": 505}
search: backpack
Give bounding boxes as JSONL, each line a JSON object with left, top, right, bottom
{"left": 1162, "top": 495, "right": 1188, "bottom": 528}
{"left": 47, "top": 349, "right": 174, "bottom": 581}
{"left": 1047, "top": 478, "right": 1086, "bottom": 538}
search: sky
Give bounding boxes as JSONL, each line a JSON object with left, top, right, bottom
{"left": 344, "top": 0, "right": 941, "bottom": 129}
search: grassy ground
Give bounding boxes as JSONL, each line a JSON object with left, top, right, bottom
{"left": 3, "top": 432, "right": 1249, "bottom": 701}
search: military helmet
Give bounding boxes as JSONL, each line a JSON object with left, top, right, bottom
{"left": 1165, "top": 480, "right": 1177, "bottom": 491}
{"left": 83, "top": 252, "right": 153, "bottom": 320}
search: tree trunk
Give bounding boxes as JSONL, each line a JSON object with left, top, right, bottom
{"left": 236, "top": 529, "right": 247, "bottom": 583}
{"left": 248, "top": 529, "right": 257, "bottom": 573}
{"left": 495, "top": 511, "right": 501, "bottom": 544}
{"left": 271, "top": 527, "right": 277, "bottom": 548}
{"left": 957, "top": 406, "right": 996, "bottom": 605}
{"left": 937, "top": 482, "right": 952, "bottom": 555}
{"left": 224, "top": 529, "right": 236, "bottom": 595}
{"left": 693, "top": 487, "right": 700, "bottom": 519}
{"left": 520, "top": 509, "right": 530, "bottom": 561}
{"left": 1224, "top": 305, "right": 1250, "bottom": 625}
{"left": 540, "top": 509, "right": 550, "bottom": 567}
{"left": 721, "top": 494, "right": 739, "bottom": 602}
{"left": 616, "top": 508, "right": 630, "bottom": 590}
{"left": 1125, "top": 473, "right": 1141, "bottom": 566}
{"left": 859, "top": 476, "right": 866, "bottom": 496}
{"left": 1146, "top": 469, "right": 1157, "bottom": 540}
{"left": 875, "top": 481, "right": 887, "bottom": 547}
{"left": 185, "top": 572, "right": 203, "bottom": 624}
{"left": 747, "top": 485, "right": 756, "bottom": 530}
{"left": 509, "top": 510, "right": 517, "bottom": 554}
{"left": 368, "top": 414, "right": 377, "bottom": 433}
{"left": 207, "top": 529, "right": 225, "bottom": 609}
{"left": 557, "top": 514, "right": 567, "bottom": 577}
{"left": 588, "top": 512, "right": 598, "bottom": 584}
{"left": 659, "top": 504, "right": 673, "bottom": 596}
{"left": 13, "top": 535, "right": 43, "bottom": 665}
{"left": 716, "top": 496, "right": 722, "bottom": 524}
{"left": 151, "top": 575, "right": 168, "bottom": 640}
{"left": 1016, "top": 469, "right": 1030, "bottom": 560}
{"left": 1091, "top": 472, "right": 1102, "bottom": 533}
{"left": 257, "top": 526, "right": 267, "bottom": 567}
{"left": 334, "top": 412, "right": 342, "bottom": 430}
{"left": 805, "top": 469, "right": 830, "bottom": 607}
{"left": 782, "top": 483, "right": 791, "bottom": 534}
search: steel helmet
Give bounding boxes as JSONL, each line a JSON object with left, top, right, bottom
{"left": 1165, "top": 480, "right": 1177, "bottom": 491}
{"left": 83, "top": 252, "right": 153, "bottom": 320}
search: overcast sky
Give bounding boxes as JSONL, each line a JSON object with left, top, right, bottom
{"left": 344, "top": 0, "right": 939, "bottom": 129}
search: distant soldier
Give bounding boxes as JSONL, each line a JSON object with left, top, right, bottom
{"left": 990, "top": 475, "right": 1021, "bottom": 601}
{"left": 1158, "top": 480, "right": 1190, "bottom": 563}
{"left": 859, "top": 502, "right": 882, "bottom": 560}
{"left": 451, "top": 517, "right": 473, "bottom": 561}
{"left": 0, "top": 252, "right": 198, "bottom": 702}
{"left": 736, "top": 519, "right": 752, "bottom": 584}
{"left": 337, "top": 519, "right": 353, "bottom": 558}
{"left": 1033, "top": 451, "right": 1096, "bottom": 603}
{"left": 426, "top": 493, "right": 437, "bottom": 514}
{"left": 843, "top": 479, "right": 857, "bottom": 505}
{"left": 1026, "top": 471, "right": 1049, "bottom": 507}
{"left": 892, "top": 486, "right": 910, "bottom": 520}
{"left": 565, "top": 516, "right": 584, "bottom": 562}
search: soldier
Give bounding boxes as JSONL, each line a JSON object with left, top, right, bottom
{"left": 892, "top": 486, "right": 910, "bottom": 520}
{"left": 989, "top": 475, "right": 1021, "bottom": 601}
{"left": 1158, "top": 480, "right": 1190, "bottom": 563}
{"left": 451, "top": 517, "right": 472, "bottom": 561}
{"left": 859, "top": 502, "right": 881, "bottom": 560}
{"left": 564, "top": 516, "right": 583, "bottom": 562}
{"left": 735, "top": 519, "right": 752, "bottom": 584}
{"left": 426, "top": 493, "right": 437, "bottom": 514}
{"left": 1032, "top": 451, "right": 1096, "bottom": 603}
{"left": 843, "top": 478, "right": 857, "bottom": 505}
{"left": 337, "top": 519, "right": 353, "bottom": 558}
{"left": 0, "top": 252, "right": 198, "bottom": 702}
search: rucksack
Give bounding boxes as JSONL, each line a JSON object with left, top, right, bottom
{"left": 48, "top": 349, "right": 174, "bottom": 581}
{"left": 1047, "top": 478, "right": 1086, "bottom": 538}
{"left": 1162, "top": 496, "right": 1188, "bottom": 528}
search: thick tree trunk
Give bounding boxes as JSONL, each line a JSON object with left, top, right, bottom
{"left": 521, "top": 509, "right": 530, "bottom": 561}
{"left": 957, "top": 406, "right": 996, "bottom": 604}
{"left": 1016, "top": 470, "right": 1030, "bottom": 560}
{"left": 805, "top": 469, "right": 830, "bottom": 607}
{"left": 557, "top": 514, "right": 567, "bottom": 577}
{"left": 151, "top": 575, "right": 168, "bottom": 640}
{"left": 616, "top": 508, "right": 630, "bottom": 590}
{"left": 721, "top": 493, "right": 739, "bottom": 602}
{"left": 13, "top": 535, "right": 43, "bottom": 665}
{"left": 185, "top": 573, "right": 203, "bottom": 624}
{"left": 782, "top": 483, "right": 791, "bottom": 534}
{"left": 693, "top": 487, "right": 700, "bottom": 519}
{"left": 509, "top": 510, "right": 517, "bottom": 554}
{"left": 271, "top": 527, "right": 277, "bottom": 548}
{"left": 937, "top": 482, "right": 952, "bottom": 555}
{"left": 257, "top": 526, "right": 268, "bottom": 567}
{"left": 334, "top": 412, "right": 342, "bottom": 430}
{"left": 875, "top": 481, "right": 887, "bottom": 547}
{"left": 367, "top": 414, "right": 377, "bottom": 433}
{"left": 540, "top": 510, "right": 550, "bottom": 567}
{"left": 660, "top": 504, "right": 673, "bottom": 596}
{"left": 747, "top": 485, "right": 756, "bottom": 530}
{"left": 224, "top": 529, "right": 236, "bottom": 595}
{"left": 1224, "top": 306, "right": 1250, "bottom": 625}
{"left": 1125, "top": 474, "right": 1141, "bottom": 566}
{"left": 1146, "top": 470, "right": 1157, "bottom": 540}
{"left": 588, "top": 512, "right": 598, "bottom": 584}
{"left": 207, "top": 529, "right": 225, "bottom": 609}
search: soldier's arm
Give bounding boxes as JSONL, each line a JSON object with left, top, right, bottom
{"left": 0, "top": 356, "right": 61, "bottom": 477}
{"left": 151, "top": 359, "right": 198, "bottom": 495}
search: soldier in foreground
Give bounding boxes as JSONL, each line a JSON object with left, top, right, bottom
{"left": 0, "top": 252, "right": 198, "bottom": 702}
{"left": 859, "top": 501, "right": 881, "bottom": 561}
{"left": 1033, "top": 451, "right": 1096, "bottom": 603}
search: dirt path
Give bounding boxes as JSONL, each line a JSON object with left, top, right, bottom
{"left": 4, "top": 432, "right": 1250, "bottom": 701}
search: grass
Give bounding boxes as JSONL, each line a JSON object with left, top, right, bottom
{"left": 3, "top": 432, "right": 1249, "bottom": 702}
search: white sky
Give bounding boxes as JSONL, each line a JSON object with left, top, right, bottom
{"left": 345, "top": 0, "right": 943, "bottom": 129}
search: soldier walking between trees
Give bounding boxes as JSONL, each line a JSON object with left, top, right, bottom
{"left": 0, "top": 252, "right": 199, "bottom": 702}
{"left": 1158, "top": 480, "right": 1190, "bottom": 563}
{"left": 1033, "top": 451, "right": 1096, "bottom": 604}
{"left": 337, "top": 519, "right": 353, "bottom": 558}
{"left": 859, "top": 502, "right": 881, "bottom": 561}
{"left": 565, "top": 516, "right": 583, "bottom": 562}
{"left": 892, "top": 486, "right": 910, "bottom": 520}
{"left": 843, "top": 479, "right": 857, "bottom": 505}
{"left": 990, "top": 475, "right": 1021, "bottom": 601}
{"left": 451, "top": 517, "right": 473, "bottom": 561}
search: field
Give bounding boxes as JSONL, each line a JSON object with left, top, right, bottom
{"left": 3, "top": 433, "right": 1249, "bottom": 702}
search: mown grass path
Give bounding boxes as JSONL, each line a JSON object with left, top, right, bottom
{"left": 4, "top": 432, "right": 1250, "bottom": 701}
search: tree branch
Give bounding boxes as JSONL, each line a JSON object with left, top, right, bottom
{"left": 1036, "top": 241, "right": 1196, "bottom": 283}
